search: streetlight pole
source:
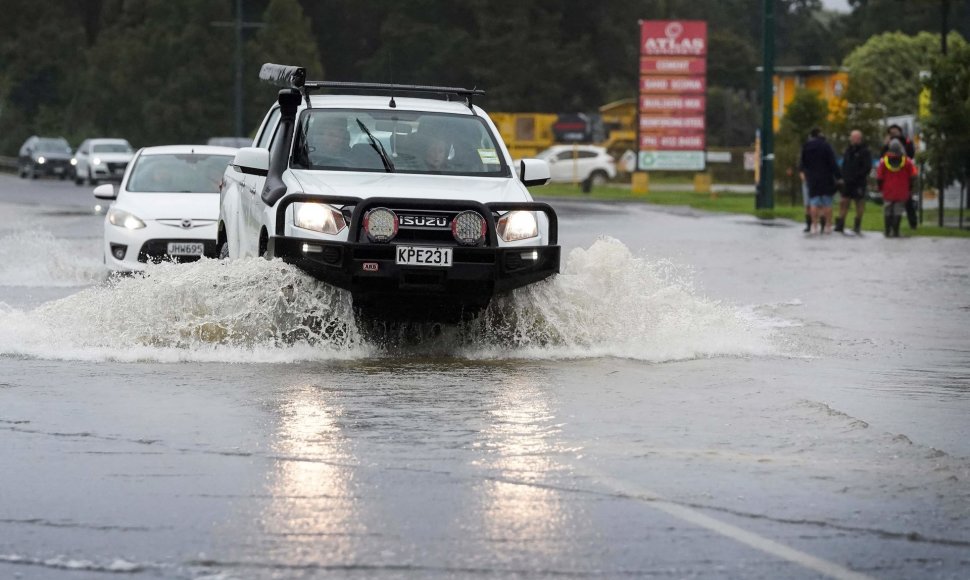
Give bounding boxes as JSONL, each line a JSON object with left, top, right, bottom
{"left": 938, "top": 0, "right": 949, "bottom": 227}
{"left": 757, "top": 0, "right": 775, "bottom": 210}
{"left": 212, "top": 0, "right": 264, "bottom": 138}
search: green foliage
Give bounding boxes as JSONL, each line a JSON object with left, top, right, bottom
{"left": 0, "top": 0, "right": 967, "bottom": 155}
{"left": 842, "top": 31, "right": 967, "bottom": 116}
{"left": 921, "top": 43, "right": 970, "bottom": 191}
{"left": 246, "top": 0, "right": 324, "bottom": 130}
{"left": 775, "top": 88, "right": 830, "bottom": 181}
{"left": 827, "top": 72, "right": 885, "bottom": 153}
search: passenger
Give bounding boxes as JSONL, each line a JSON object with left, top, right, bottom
{"left": 835, "top": 129, "right": 873, "bottom": 235}
{"left": 422, "top": 134, "right": 450, "bottom": 172}
{"left": 799, "top": 127, "right": 842, "bottom": 235}
{"left": 877, "top": 140, "right": 917, "bottom": 238}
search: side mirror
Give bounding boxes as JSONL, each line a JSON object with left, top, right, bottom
{"left": 519, "top": 159, "right": 551, "bottom": 187}
{"left": 93, "top": 183, "right": 116, "bottom": 200}
{"left": 232, "top": 147, "right": 269, "bottom": 176}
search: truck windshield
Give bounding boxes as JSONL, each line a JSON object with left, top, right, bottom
{"left": 291, "top": 109, "right": 509, "bottom": 177}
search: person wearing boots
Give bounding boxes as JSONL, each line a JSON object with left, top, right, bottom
{"left": 836, "top": 130, "right": 872, "bottom": 235}
{"left": 799, "top": 127, "right": 841, "bottom": 234}
{"left": 876, "top": 140, "right": 917, "bottom": 238}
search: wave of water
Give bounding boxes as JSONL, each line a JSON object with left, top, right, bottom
{"left": 0, "top": 229, "right": 106, "bottom": 287}
{"left": 0, "top": 238, "right": 779, "bottom": 363}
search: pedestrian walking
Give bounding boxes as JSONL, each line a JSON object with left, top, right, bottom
{"left": 835, "top": 129, "right": 872, "bottom": 235}
{"left": 877, "top": 140, "right": 918, "bottom": 238}
{"left": 799, "top": 128, "right": 842, "bottom": 234}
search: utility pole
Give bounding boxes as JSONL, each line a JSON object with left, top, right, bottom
{"left": 757, "top": 0, "right": 775, "bottom": 210}
{"left": 212, "top": 0, "right": 264, "bottom": 137}
{"left": 938, "top": 0, "right": 949, "bottom": 226}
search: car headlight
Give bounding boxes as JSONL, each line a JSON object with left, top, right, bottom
{"left": 107, "top": 208, "right": 146, "bottom": 230}
{"left": 497, "top": 211, "right": 538, "bottom": 242}
{"left": 293, "top": 202, "right": 346, "bottom": 235}
{"left": 93, "top": 157, "right": 102, "bottom": 166}
{"left": 37, "top": 156, "right": 46, "bottom": 164}
{"left": 70, "top": 158, "right": 77, "bottom": 166}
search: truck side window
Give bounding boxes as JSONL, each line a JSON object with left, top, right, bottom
{"left": 256, "top": 108, "right": 281, "bottom": 149}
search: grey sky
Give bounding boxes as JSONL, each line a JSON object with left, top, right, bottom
{"left": 821, "top": 0, "right": 852, "bottom": 12}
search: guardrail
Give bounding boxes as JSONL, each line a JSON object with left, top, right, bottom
{"left": 0, "top": 156, "right": 17, "bottom": 173}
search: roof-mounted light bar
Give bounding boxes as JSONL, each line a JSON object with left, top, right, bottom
{"left": 258, "top": 63, "right": 485, "bottom": 109}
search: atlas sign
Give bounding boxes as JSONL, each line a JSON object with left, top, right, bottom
{"left": 637, "top": 20, "right": 707, "bottom": 172}
{"left": 641, "top": 21, "right": 707, "bottom": 56}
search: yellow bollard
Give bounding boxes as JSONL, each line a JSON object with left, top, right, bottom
{"left": 632, "top": 172, "right": 649, "bottom": 195}
{"left": 693, "top": 172, "right": 712, "bottom": 195}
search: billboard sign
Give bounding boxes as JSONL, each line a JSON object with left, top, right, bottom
{"left": 637, "top": 20, "right": 707, "bottom": 171}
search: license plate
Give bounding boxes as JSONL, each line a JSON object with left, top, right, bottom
{"left": 53, "top": 167, "right": 64, "bottom": 174}
{"left": 395, "top": 246, "right": 452, "bottom": 267}
{"left": 167, "top": 242, "right": 204, "bottom": 256}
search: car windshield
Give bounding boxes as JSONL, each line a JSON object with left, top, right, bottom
{"left": 37, "top": 139, "right": 71, "bottom": 153}
{"left": 127, "top": 153, "right": 234, "bottom": 193}
{"left": 93, "top": 143, "right": 133, "bottom": 153}
{"left": 291, "top": 109, "right": 509, "bottom": 177}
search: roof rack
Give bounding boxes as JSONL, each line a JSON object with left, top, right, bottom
{"left": 258, "top": 63, "right": 485, "bottom": 109}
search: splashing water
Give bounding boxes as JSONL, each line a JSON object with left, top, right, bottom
{"left": 0, "top": 229, "right": 105, "bottom": 287}
{"left": 0, "top": 238, "right": 778, "bottom": 363}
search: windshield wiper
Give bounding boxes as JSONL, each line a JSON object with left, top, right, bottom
{"left": 356, "top": 118, "right": 394, "bottom": 172}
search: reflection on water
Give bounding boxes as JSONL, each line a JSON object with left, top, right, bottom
{"left": 476, "top": 373, "right": 576, "bottom": 550}
{"left": 260, "top": 386, "right": 363, "bottom": 560}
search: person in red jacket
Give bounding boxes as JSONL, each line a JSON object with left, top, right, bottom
{"left": 876, "top": 140, "right": 917, "bottom": 238}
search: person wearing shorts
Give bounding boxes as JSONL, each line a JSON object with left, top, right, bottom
{"left": 799, "top": 128, "right": 842, "bottom": 234}
{"left": 836, "top": 130, "right": 872, "bottom": 234}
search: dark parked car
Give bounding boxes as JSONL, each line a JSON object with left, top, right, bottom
{"left": 18, "top": 136, "right": 74, "bottom": 180}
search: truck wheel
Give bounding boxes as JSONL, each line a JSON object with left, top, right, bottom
{"left": 218, "top": 240, "right": 229, "bottom": 260}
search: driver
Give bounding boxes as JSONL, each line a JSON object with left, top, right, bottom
{"left": 307, "top": 116, "right": 352, "bottom": 166}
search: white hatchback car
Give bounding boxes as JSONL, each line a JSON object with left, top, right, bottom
{"left": 74, "top": 138, "right": 135, "bottom": 185}
{"left": 220, "top": 64, "right": 559, "bottom": 321}
{"left": 94, "top": 145, "right": 237, "bottom": 271}
{"left": 536, "top": 144, "right": 617, "bottom": 187}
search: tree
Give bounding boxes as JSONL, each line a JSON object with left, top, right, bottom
{"left": 73, "top": 0, "right": 234, "bottom": 146}
{"left": 921, "top": 43, "right": 970, "bottom": 206}
{"left": 246, "top": 0, "right": 323, "bottom": 132}
{"left": 774, "top": 88, "right": 830, "bottom": 195}
{"left": 826, "top": 71, "right": 885, "bottom": 154}
{"left": 842, "top": 31, "right": 967, "bottom": 117}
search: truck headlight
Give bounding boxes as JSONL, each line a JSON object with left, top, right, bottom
{"left": 497, "top": 211, "right": 538, "bottom": 242}
{"left": 293, "top": 202, "right": 346, "bottom": 235}
{"left": 107, "top": 208, "right": 146, "bottom": 230}
{"left": 70, "top": 158, "right": 77, "bottom": 166}
{"left": 37, "top": 156, "right": 46, "bottom": 164}
{"left": 93, "top": 157, "right": 102, "bottom": 166}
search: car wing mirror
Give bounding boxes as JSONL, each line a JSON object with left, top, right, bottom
{"left": 93, "top": 183, "right": 116, "bottom": 200}
{"left": 519, "top": 159, "right": 551, "bottom": 187}
{"left": 232, "top": 147, "right": 269, "bottom": 176}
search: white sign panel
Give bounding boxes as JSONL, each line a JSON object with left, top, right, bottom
{"left": 638, "top": 151, "right": 706, "bottom": 171}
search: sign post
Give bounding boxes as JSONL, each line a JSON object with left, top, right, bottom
{"left": 637, "top": 20, "right": 708, "bottom": 173}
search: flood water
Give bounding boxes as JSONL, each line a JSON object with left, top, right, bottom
{"left": 1, "top": 174, "right": 968, "bottom": 579}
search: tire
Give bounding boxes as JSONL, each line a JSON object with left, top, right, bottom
{"left": 218, "top": 240, "right": 229, "bottom": 260}
{"left": 29, "top": 165, "right": 38, "bottom": 179}
{"left": 86, "top": 169, "right": 96, "bottom": 186}
{"left": 74, "top": 172, "right": 84, "bottom": 186}
{"left": 590, "top": 170, "right": 609, "bottom": 187}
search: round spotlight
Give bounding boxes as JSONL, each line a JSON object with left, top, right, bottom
{"left": 363, "top": 207, "right": 398, "bottom": 243}
{"left": 451, "top": 211, "right": 486, "bottom": 246}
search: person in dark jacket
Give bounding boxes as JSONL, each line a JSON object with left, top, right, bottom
{"left": 799, "top": 128, "right": 842, "bottom": 234}
{"left": 835, "top": 130, "right": 872, "bottom": 234}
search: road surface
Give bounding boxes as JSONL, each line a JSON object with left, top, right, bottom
{"left": 1, "top": 174, "right": 968, "bottom": 579}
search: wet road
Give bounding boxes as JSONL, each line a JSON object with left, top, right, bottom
{"left": 1, "top": 173, "right": 968, "bottom": 579}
